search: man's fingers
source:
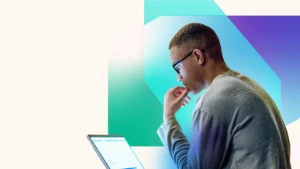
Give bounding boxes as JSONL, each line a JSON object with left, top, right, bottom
{"left": 175, "top": 90, "right": 182, "bottom": 97}
{"left": 172, "top": 86, "right": 185, "bottom": 92}
{"left": 174, "top": 87, "right": 186, "bottom": 97}
{"left": 184, "top": 100, "right": 188, "bottom": 105}
{"left": 186, "top": 95, "right": 191, "bottom": 101}
{"left": 177, "top": 88, "right": 189, "bottom": 101}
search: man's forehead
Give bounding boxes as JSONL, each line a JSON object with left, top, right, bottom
{"left": 170, "top": 46, "right": 184, "bottom": 59}
{"left": 170, "top": 45, "right": 190, "bottom": 62}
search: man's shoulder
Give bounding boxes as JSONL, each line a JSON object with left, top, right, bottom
{"left": 200, "top": 71, "right": 259, "bottom": 115}
{"left": 208, "top": 73, "right": 255, "bottom": 99}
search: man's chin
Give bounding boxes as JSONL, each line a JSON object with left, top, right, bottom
{"left": 189, "top": 88, "right": 203, "bottom": 95}
{"left": 188, "top": 89, "right": 197, "bottom": 95}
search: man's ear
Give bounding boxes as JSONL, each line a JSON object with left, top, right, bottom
{"left": 194, "top": 49, "right": 205, "bottom": 66}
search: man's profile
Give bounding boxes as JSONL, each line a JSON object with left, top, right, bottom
{"left": 157, "top": 23, "right": 291, "bottom": 169}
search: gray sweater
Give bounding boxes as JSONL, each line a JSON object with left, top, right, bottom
{"left": 157, "top": 70, "right": 291, "bottom": 169}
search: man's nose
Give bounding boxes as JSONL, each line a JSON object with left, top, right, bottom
{"left": 177, "top": 74, "right": 183, "bottom": 82}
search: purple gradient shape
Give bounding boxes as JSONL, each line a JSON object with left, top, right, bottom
{"left": 228, "top": 16, "right": 300, "bottom": 125}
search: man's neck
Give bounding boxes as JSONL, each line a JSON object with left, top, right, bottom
{"left": 204, "top": 62, "right": 230, "bottom": 88}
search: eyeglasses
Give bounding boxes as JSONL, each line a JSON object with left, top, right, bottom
{"left": 172, "top": 50, "right": 194, "bottom": 74}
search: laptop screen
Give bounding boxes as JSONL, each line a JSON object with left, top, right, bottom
{"left": 89, "top": 135, "right": 144, "bottom": 169}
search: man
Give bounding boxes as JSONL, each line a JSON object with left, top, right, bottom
{"left": 157, "top": 23, "right": 291, "bottom": 169}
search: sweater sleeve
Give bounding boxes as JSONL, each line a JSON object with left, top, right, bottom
{"left": 157, "top": 112, "right": 228, "bottom": 169}
{"left": 157, "top": 116, "right": 190, "bottom": 169}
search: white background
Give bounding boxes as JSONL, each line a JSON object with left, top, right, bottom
{"left": 0, "top": 0, "right": 299, "bottom": 168}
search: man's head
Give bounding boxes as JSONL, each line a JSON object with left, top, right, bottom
{"left": 169, "top": 23, "right": 225, "bottom": 95}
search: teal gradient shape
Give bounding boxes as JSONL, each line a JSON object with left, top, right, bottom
{"left": 144, "top": 0, "right": 225, "bottom": 24}
{"left": 144, "top": 16, "right": 281, "bottom": 142}
{"left": 108, "top": 60, "right": 164, "bottom": 146}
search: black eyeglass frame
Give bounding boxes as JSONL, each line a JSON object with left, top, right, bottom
{"left": 172, "top": 50, "right": 193, "bottom": 74}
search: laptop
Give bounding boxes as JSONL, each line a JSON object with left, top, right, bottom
{"left": 87, "top": 134, "right": 144, "bottom": 169}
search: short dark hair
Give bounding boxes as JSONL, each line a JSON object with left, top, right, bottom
{"left": 169, "top": 23, "right": 224, "bottom": 63}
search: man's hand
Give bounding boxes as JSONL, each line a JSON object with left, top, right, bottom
{"left": 163, "top": 86, "right": 191, "bottom": 121}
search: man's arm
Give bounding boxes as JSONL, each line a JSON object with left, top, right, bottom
{"left": 157, "top": 116, "right": 190, "bottom": 169}
{"left": 157, "top": 111, "right": 228, "bottom": 169}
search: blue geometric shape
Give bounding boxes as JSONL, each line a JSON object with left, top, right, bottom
{"left": 144, "top": 16, "right": 281, "bottom": 141}
{"left": 228, "top": 16, "right": 300, "bottom": 125}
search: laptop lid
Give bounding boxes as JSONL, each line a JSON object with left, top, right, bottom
{"left": 87, "top": 134, "right": 144, "bottom": 169}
